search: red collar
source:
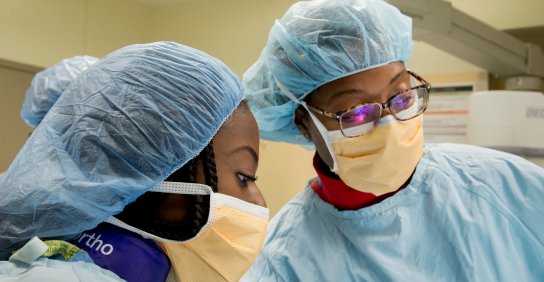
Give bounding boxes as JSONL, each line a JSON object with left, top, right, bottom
{"left": 310, "top": 153, "right": 400, "bottom": 210}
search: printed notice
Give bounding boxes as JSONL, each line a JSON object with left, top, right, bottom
{"left": 423, "top": 85, "right": 472, "bottom": 144}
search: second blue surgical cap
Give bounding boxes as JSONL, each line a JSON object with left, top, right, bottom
{"left": 243, "top": 0, "right": 412, "bottom": 147}
{"left": 21, "top": 55, "right": 99, "bottom": 128}
{"left": 0, "top": 42, "right": 243, "bottom": 257}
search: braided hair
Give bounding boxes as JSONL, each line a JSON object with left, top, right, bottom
{"left": 116, "top": 142, "right": 218, "bottom": 241}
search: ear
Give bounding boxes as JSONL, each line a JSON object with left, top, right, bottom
{"left": 294, "top": 106, "right": 310, "bottom": 139}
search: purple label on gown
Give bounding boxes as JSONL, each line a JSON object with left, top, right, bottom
{"left": 71, "top": 222, "right": 170, "bottom": 282}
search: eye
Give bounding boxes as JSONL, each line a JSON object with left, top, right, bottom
{"left": 391, "top": 91, "right": 414, "bottom": 110}
{"left": 236, "top": 172, "right": 258, "bottom": 186}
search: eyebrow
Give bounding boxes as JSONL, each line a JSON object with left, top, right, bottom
{"left": 229, "top": 145, "right": 259, "bottom": 164}
{"left": 329, "top": 69, "right": 407, "bottom": 99}
{"left": 389, "top": 69, "right": 407, "bottom": 85}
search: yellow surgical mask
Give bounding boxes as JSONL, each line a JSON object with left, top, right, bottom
{"left": 106, "top": 182, "right": 269, "bottom": 282}
{"left": 332, "top": 116, "right": 424, "bottom": 195}
{"left": 307, "top": 108, "right": 424, "bottom": 195}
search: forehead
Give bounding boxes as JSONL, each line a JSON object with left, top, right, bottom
{"left": 211, "top": 104, "right": 259, "bottom": 155}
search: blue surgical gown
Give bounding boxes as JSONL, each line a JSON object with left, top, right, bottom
{"left": 242, "top": 143, "right": 544, "bottom": 281}
{"left": 0, "top": 258, "right": 124, "bottom": 281}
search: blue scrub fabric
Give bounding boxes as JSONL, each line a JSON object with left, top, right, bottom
{"left": 0, "top": 41, "right": 244, "bottom": 259}
{"left": 0, "top": 258, "right": 124, "bottom": 281}
{"left": 241, "top": 143, "right": 544, "bottom": 281}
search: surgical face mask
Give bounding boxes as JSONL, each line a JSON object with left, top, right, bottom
{"left": 106, "top": 181, "right": 269, "bottom": 282}
{"left": 306, "top": 107, "right": 424, "bottom": 195}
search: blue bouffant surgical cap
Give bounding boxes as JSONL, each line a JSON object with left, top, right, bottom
{"left": 0, "top": 42, "right": 244, "bottom": 258}
{"left": 243, "top": 0, "right": 412, "bottom": 147}
{"left": 21, "top": 55, "right": 99, "bottom": 128}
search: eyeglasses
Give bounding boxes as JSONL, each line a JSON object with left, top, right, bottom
{"left": 306, "top": 70, "right": 431, "bottom": 137}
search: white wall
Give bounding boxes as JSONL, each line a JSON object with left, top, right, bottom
{"left": 0, "top": 0, "right": 152, "bottom": 68}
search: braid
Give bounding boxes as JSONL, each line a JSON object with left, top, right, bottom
{"left": 187, "top": 142, "right": 217, "bottom": 238}
{"left": 189, "top": 194, "right": 209, "bottom": 238}
{"left": 164, "top": 157, "right": 197, "bottom": 182}
{"left": 187, "top": 158, "right": 196, "bottom": 183}
{"left": 202, "top": 142, "right": 218, "bottom": 192}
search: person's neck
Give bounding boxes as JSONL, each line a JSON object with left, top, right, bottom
{"left": 310, "top": 153, "right": 407, "bottom": 210}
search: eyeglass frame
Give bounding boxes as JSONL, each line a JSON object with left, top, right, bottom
{"left": 305, "top": 70, "right": 431, "bottom": 137}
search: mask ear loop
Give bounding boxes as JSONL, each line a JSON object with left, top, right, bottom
{"left": 274, "top": 78, "right": 339, "bottom": 172}
{"left": 149, "top": 181, "right": 212, "bottom": 195}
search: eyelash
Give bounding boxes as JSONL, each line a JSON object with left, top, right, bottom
{"left": 236, "top": 172, "right": 258, "bottom": 186}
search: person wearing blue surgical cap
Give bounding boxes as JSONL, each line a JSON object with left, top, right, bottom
{"left": 0, "top": 41, "right": 268, "bottom": 282}
{"left": 241, "top": 0, "right": 544, "bottom": 281}
{"left": 21, "top": 55, "right": 99, "bottom": 128}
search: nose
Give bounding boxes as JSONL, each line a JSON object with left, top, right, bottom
{"left": 381, "top": 106, "right": 394, "bottom": 117}
{"left": 250, "top": 185, "right": 267, "bottom": 208}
